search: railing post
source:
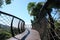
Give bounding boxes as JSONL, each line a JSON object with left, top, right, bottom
{"left": 23, "top": 22, "right": 25, "bottom": 31}
{"left": 21, "top": 22, "right": 24, "bottom": 32}
{"left": 21, "top": 22, "right": 23, "bottom": 33}
{"left": 18, "top": 20, "right": 20, "bottom": 33}
{"left": 20, "top": 22, "right": 25, "bottom": 33}
{"left": 11, "top": 17, "right": 14, "bottom": 37}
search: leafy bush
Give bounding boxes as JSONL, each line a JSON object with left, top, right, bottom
{"left": 0, "top": 29, "right": 12, "bottom": 40}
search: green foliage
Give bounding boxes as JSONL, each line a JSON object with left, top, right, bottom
{"left": 0, "top": 24, "right": 12, "bottom": 40}
{"left": 0, "top": 0, "right": 3, "bottom": 7}
{"left": 27, "top": 2, "right": 36, "bottom": 12}
{"left": 36, "top": 2, "right": 43, "bottom": 9}
{"left": 54, "top": 20, "right": 60, "bottom": 29}
{"left": 0, "top": 0, "right": 11, "bottom": 7}
{"left": 47, "top": 0, "right": 60, "bottom": 9}
{"left": 0, "top": 23, "right": 21, "bottom": 40}
{"left": 27, "top": 2, "right": 44, "bottom": 16}
{"left": 57, "top": 9, "right": 60, "bottom": 12}
{"left": 0, "top": 14, "right": 1, "bottom": 16}
{"left": 13, "top": 28, "right": 19, "bottom": 35}
{"left": 0, "top": 29, "right": 12, "bottom": 40}
{"left": 5, "top": 0, "right": 11, "bottom": 4}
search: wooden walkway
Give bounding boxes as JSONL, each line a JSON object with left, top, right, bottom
{"left": 8, "top": 29, "right": 41, "bottom": 40}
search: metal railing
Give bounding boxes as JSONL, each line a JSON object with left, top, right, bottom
{"left": 0, "top": 11, "right": 25, "bottom": 38}
{"left": 47, "top": 20, "right": 60, "bottom": 40}
{"left": 36, "top": 0, "right": 60, "bottom": 40}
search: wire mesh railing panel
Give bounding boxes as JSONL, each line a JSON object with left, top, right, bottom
{"left": 12, "top": 18, "right": 20, "bottom": 36}
{"left": 0, "top": 14, "right": 12, "bottom": 26}
{"left": 0, "top": 13, "right": 12, "bottom": 40}
{"left": 20, "top": 21, "right": 25, "bottom": 32}
{"left": 0, "top": 11, "right": 25, "bottom": 40}
{"left": 46, "top": 9, "right": 60, "bottom": 40}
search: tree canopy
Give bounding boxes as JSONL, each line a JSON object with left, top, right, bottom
{"left": 0, "top": 0, "right": 11, "bottom": 7}
{"left": 27, "top": 2, "right": 45, "bottom": 16}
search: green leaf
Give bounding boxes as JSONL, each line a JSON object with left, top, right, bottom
{"left": 0, "top": 0, "right": 3, "bottom": 7}
{"left": 27, "top": 2, "right": 36, "bottom": 11}
{"left": 5, "top": 0, "right": 11, "bottom": 4}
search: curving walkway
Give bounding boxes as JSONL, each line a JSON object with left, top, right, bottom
{"left": 8, "top": 29, "right": 41, "bottom": 40}
{"left": 7, "top": 29, "right": 29, "bottom": 40}
{"left": 21, "top": 29, "right": 30, "bottom": 40}
{"left": 25, "top": 29, "right": 41, "bottom": 40}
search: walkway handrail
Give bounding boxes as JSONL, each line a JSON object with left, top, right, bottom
{"left": 0, "top": 11, "right": 24, "bottom": 22}
{"left": 0, "top": 11, "right": 25, "bottom": 37}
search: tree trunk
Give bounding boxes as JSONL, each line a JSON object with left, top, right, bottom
{"left": 32, "top": 17, "right": 49, "bottom": 40}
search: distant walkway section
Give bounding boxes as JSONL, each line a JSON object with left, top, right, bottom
{"left": 25, "top": 29, "right": 41, "bottom": 40}
{"left": 21, "top": 29, "right": 30, "bottom": 40}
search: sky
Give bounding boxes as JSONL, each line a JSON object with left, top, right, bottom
{"left": 0, "top": 0, "right": 46, "bottom": 24}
